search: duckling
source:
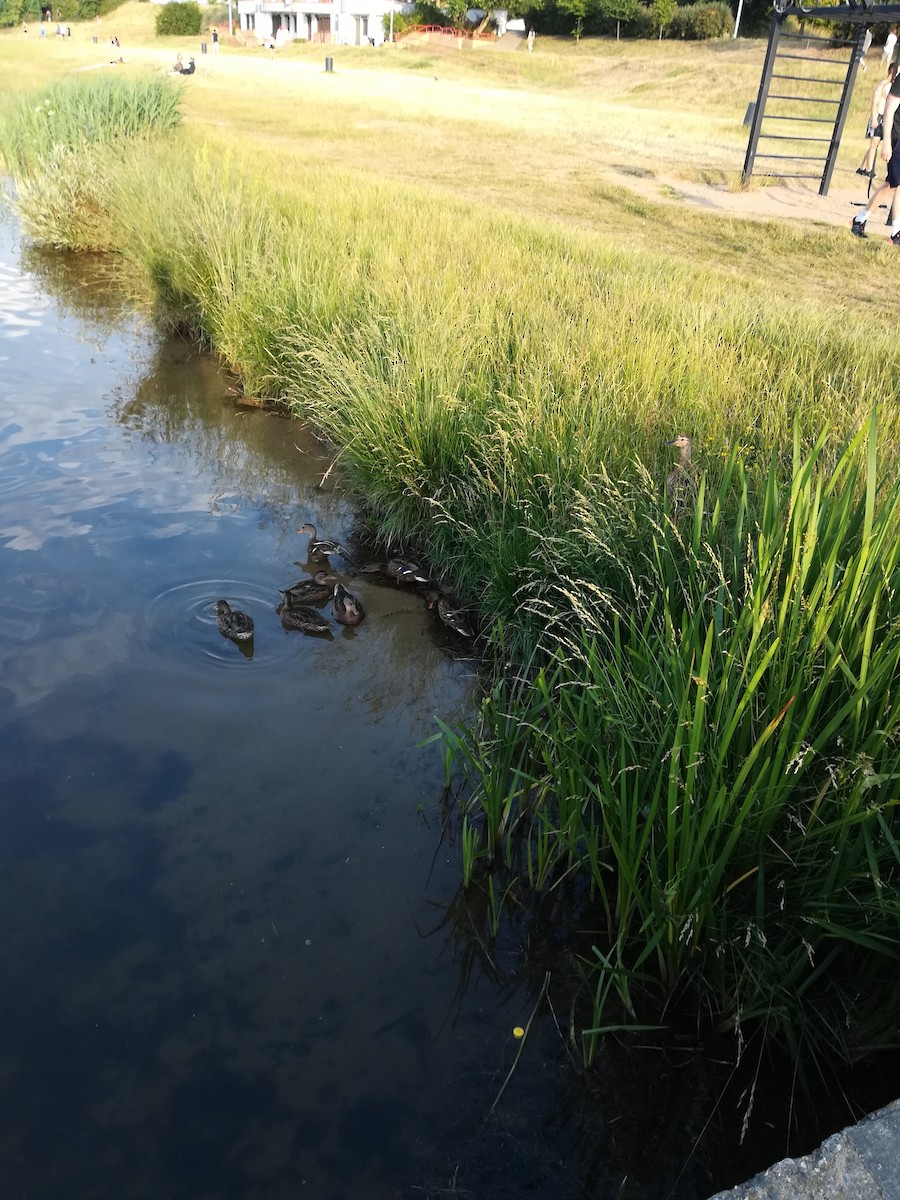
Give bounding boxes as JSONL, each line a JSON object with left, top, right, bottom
{"left": 277, "top": 603, "right": 332, "bottom": 637}
{"left": 216, "top": 599, "right": 254, "bottom": 642}
{"left": 358, "top": 558, "right": 431, "bottom": 586}
{"left": 664, "top": 434, "right": 696, "bottom": 513}
{"left": 297, "top": 523, "right": 355, "bottom": 567}
{"left": 279, "top": 570, "right": 338, "bottom": 606}
{"left": 426, "top": 591, "right": 474, "bottom": 639}
{"left": 331, "top": 582, "right": 365, "bottom": 626}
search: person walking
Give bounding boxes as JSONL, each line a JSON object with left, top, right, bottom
{"left": 882, "top": 26, "right": 897, "bottom": 66}
{"left": 858, "top": 64, "right": 896, "bottom": 176}
{"left": 211, "top": 26, "right": 219, "bottom": 52}
{"left": 860, "top": 26, "right": 873, "bottom": 70}
{"left": 851, "top": 66, "right": 900, "bottom": 242}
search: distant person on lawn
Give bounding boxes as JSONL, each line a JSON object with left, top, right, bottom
{"left": 851, "top": 67, "right": 900, "bottom": 241}
{"left": 212, "top": 26, "right": 219, "bottom": 52}
{"left": 883, "top": 26, "right": 898, "bottom": 65}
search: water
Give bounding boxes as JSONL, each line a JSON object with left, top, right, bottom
{"left": 0, "top": 216, "right": 586, "bottom": 1200}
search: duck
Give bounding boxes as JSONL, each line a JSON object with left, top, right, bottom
{"left": 278, "top": 570, "right": 338, "bottom": 606}
{"left": 277, "top": 602, "right": 332, "bottom": 636}
{"left": 664, "top": 434, "right": 696, "bottom": 513}
{"left": 358, "top": 558, "right": 431, "bottom": 586}
{"left": 425, "top": 590, "right": 474, "bottom": 639}
{"left": 331, "top": 582, "right": 365, "bottom": 626}
{"left": 216, "top": 599, "right": 254, "bottom": 642}
{"left": 297, "top": 523, "right": 355, "bottom": 567}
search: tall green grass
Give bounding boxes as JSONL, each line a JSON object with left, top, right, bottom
{"left": 5, "top": 129, "right": 900, "bottom": 1061}
{"left": 446, "top": 415, "right": 900, "bottom": 1061}
{"left": 0, "top": 76, "right": 182, "bottom": 178}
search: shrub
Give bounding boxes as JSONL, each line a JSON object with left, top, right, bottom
{"left": 199, "top": 3, "right": 228, "bottom": 30}
{"left": 156, "top": 1, "right": 201, "bottom": 36}
{"left": 669, "top": 0, "right": 731, "bottom": 38}
{"left": 385, "top": 0, "right": 450, "bottom": 36}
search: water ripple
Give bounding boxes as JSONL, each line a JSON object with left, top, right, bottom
{"left": 143, "top": 578, "right": 312, "bottom": 670}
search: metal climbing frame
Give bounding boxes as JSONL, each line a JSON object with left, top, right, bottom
{"left": 743, "top": 3, "right": 900, "bottom": 195}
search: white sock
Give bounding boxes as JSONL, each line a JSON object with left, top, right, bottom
{"left": 857, "top": 209, "right": 870, "bottom": 222}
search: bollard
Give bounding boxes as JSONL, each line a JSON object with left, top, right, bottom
{"left": 92, "top": 34, "right": 97, "bottom": 43}
{"left": 325, "top": 56, "right": 334, "bottom": 71}
{"left": 201, "top": 41, "right": 207, "bottom": 54}
{"left": 743, "top": 101, "right": 756, "bottom": 128}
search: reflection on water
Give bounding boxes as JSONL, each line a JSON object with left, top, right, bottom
{"left": 0, "top": 215, "right": 596, "bottom": 1200}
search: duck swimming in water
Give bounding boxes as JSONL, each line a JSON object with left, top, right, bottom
{"left": 216, "top": 599, "right": 254, "bottom": 642}
{"left": 277, "top": 603, "right": 332, "bottom": 636}
{"left": 279, "top": 570, "right": 338, "bottom": 606}
{"left": 425, "top": 591, "right": 473, "bottom": 639}
{"left": 358, "top": 558, "right": 431, "bottom": 587}
{"left": 331, "top": 582, "right": 365, "bottom": 626}
{"left": 297, "top": 523, "right": 355, "bottom": 567}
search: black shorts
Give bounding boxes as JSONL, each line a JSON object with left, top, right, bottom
{"left": 888, "top": 149, "right": 900, "bottom": 188}
{"left": 867, "top": 118, "right": 885, "bottom": 139}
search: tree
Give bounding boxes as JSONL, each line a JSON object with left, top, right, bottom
{"left": 649, "top": 0, "right": 675, "bottom": 38}
{"left": 557, "top": 0, "right": 590, "bottom": 37}
{"left": 597, "top": 0, "right": 639, "bottom": 39}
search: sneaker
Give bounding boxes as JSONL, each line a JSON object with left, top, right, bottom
{"left": 891, "top": 231, "right": 900, "bottom": 245}
{"left": 851, "top": 216, "right": 868, "bottom": 238}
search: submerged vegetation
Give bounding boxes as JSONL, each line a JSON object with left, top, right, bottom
{"left": 2, "top": 72, "right": 900, "bottom": 1072}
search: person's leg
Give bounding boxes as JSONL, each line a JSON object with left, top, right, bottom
{"left": 852, "top": 179, "right": 894, "bottom": 234}
{"left": 859, "top": 136, "right": 878, "bottom": 172}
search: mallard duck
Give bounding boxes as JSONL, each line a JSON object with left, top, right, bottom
{"left": 358, "top": 558, "right": 431, "bottom": 586}
{"left": 664, "top": 434, "right": 696, "bottom": 513}
{"left": 279, "top": 570, "right": 338, "bottom": 606}
{"left": 332, "top": 582, "right": 365, "bottom": 626}
{"left": 297, "top": 523, "right": 355, "bottom": 566}
{"left": 277, "top": 603, "right": 332, "bottom": 636}
{"left": 216, "top": 599, "right": 254, "bottom": 642}
{"left": 426, "top": 591, "right": 474, "bottom": 639}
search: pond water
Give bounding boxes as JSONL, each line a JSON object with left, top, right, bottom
{"left": 0, "top": 213, "right": 586, "bottom": 1200}
{"left": 3, "top": 210, "right": 897, "bottom": 1200}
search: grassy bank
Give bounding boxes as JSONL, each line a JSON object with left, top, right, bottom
{"left": 3, "top": 67, "right": 900, "bottom": 1068}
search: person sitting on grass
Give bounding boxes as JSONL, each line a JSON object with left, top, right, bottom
{"left": 171, "top": 52, "right": 184, "bottom": 73}
{"left": 852, "top": 66, "right": 900, "bottom": 242}
{"left": 181, "top": 56, "right": 196, "bottom": 75}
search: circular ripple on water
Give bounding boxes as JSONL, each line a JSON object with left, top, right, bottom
{"left": 144, "top": 579, "right": 291, "bottom": 670}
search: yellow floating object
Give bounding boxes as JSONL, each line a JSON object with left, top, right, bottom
{"left": 513, "top": 1026, "right": 525, "bottom": 1039}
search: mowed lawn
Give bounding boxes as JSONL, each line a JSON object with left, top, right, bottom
{"left": 1, "top": 6, "right": 897, "bottom": 322}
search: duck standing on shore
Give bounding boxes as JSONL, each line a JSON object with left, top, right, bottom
{"left": 664, "top": 434, "right": 696, "bottom": 515}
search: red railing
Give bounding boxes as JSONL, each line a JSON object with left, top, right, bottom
{"left": 395, "top": 23, "right": 494, "bottom": 41}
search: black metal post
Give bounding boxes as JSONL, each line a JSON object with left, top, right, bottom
{"left": 820, "top": 25, "right": 866, "bottom": 195}
{"left": 743, "top": 14, "right": 784, "bottom": 186}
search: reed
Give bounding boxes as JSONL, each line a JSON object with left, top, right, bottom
{"left": 0, "top": 75, "right": 182, "bottom": 179}
{"left": 450, "top": 416, "right": 900, "bottom": 1062}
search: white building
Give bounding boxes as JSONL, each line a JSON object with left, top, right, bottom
{"left": 236, "top": 0, "right": 411, "bottom": 46}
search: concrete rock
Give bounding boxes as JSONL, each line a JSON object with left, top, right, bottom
{"left": 708, "top": 1100, "right": 900, "bottom": 1200}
